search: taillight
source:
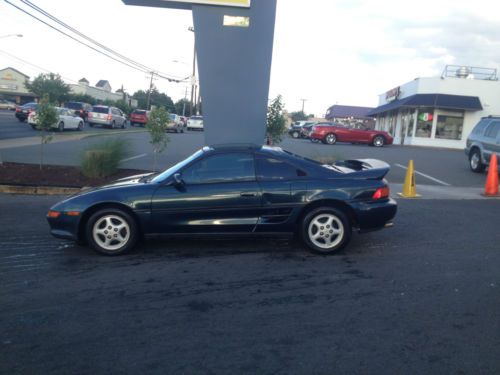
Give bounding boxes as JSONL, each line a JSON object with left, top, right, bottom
{"left": 107, "top": 114, "right": 112, "bottom": 121}
{"left": 88, "top": 113, "right": 92, "bottom": 118}
{"left": 373, "top": 186, "right": 390, "bottom": 200}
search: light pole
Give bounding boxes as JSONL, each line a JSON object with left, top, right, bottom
{"left": 0, "top": 34, "right": 23, "bottom": 39}
{"left": 300, "top": 98, "right": 307, "bottom": 113}
{"left": 188, "top": 26, "right": 196, "bottom": 117}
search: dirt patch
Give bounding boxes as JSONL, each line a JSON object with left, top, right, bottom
{"left": 0, "top": 162, "right": 151, "bottom": 188}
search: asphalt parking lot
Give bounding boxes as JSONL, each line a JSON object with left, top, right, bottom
{"left": 1, "top": 111, "right": 499, "bottom": 374}
{"left": 1, "top": 194, "right": 499, "bottom": 374}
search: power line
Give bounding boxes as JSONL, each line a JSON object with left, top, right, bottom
{"left": 4, "top": 0, "right": 190, "bottom": 83}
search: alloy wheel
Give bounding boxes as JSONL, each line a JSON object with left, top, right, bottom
{"left": 308, "top": 213, "right": 344, "bottom": 249}
{"left": 92, "top": 215, "right": 130, "bottom": 252}
{"left": 325, "top": 134, "right": 337, "bottom": 145}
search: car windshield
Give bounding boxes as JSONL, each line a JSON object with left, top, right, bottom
{"left": 56, "top": 108, "right": 66, "bottom": 115}
{"left": 133, "top": 110, "right": 146, "bottom": 115}
{"left": 65, "top": 103, "right": 82, "bottom": 109}
{"left": 92, "top": 106, "right": 109, "bottom": 114}
{"left": 151, "top": 149, "right": 205, "bottom": 183}
{"left": 169, "top": 114, "right": 176, "bottom": 120}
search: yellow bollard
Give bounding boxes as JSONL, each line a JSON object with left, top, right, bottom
{"left": 398, "top": 160, "right": 421, "bottom": 198}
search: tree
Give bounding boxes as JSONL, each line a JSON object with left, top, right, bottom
{"left": 289, "top": 110, "right": 310, "bottom": 122}
{"left": 132, "top": 88, "right": 175, "bottom": 111}
{"left": 146, "top": 106, "right": 170, "bottom": 172}
{"left": 25, "top": 73, "right": 70, "bottom": 104}
{"left": 174, "top": 98, "right": 190, "bottom": 116}
{"left": 35, "top": 94, "right": 58, "bottom": 170}
{"left": 266, "top": 95, "right": 287, "bottom": 145}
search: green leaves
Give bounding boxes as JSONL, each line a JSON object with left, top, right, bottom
{"left": 25, "top": 73, "right": 70, "bottom": 105}
{"left": 146, "top": 107, "right": 170, "bottom": 171}
{"left": 36, "top": 94, "right": 58, "bottom": 169}
{"left": 266, "top": 95, "right": 287, "bottom": 144}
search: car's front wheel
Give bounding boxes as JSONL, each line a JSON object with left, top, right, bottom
{"left": 58, "top": 122, "right": 64, "bottom": 132}
{"left": 291, "top": 131, "right": 300, "bottom": 138}
{"left": 373, "top": 135, "right": 385, "bottom": 147}
{"left": 325, "top": 133, "right": 337, "bottom": 145}
{"left": 469, "top": 149, "right": 486, "bottom": 173}
{"left": 86, "top": 208, "right": 138, "bottom": 255}
{"left": 301, "top": 207, "right": 351, "bottom": 254}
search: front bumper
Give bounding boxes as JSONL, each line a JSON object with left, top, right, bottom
{"left": 47, "top": 215, "right": 80, "bottom": 241}
{"left": 351, "top": 198, "right": 397, "bottom": 232}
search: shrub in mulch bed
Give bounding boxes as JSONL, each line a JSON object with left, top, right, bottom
{"left": 0, "top": 162, "right": 150, "bottom": 188}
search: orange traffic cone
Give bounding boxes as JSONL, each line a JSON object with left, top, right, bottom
{"left": 483, "top": 153, "right": 499, "bottom": 197}
{"left": 398, "top": 160, "right": 420, "bottom": 198}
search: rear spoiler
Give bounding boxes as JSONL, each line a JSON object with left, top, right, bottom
{"left": 334, "top": 159, "right": 390, "bottom": 180}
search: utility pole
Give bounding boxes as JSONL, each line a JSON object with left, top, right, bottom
{"left": 301, "top": 98, "right": 307, "bottom": 113}
{"left": 146, "top": 71, "right": 155, "bottom": 110}
{"left": 182, "top": 86, "right": 188, "bottom": 116}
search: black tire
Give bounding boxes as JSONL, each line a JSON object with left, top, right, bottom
{"left": 291, "top": 131, "right": 300, "bottom": 138}
{"left": 85, "top": 208, "right": 138, "bottom": 255}
{"left": 121, "top": 120, "right": 126, "bottom": 129}
{"left": 311, "top": 138, "right": 319, "bottom": 143}
{"left": 373, "top": 135, "right": 385, "bottom": 147}
{"left": 325, "top": 133, "right": 337, "bottom": 145}
{"left": 301, "top": 207, "right": 351, "bottom": 254}
{"left": 77, "top": 121, "right": 83, "bottom": 131}
{"left": 58, "top": 122, "right": 64, "bottom": 132}
{"left": 31, "top": 124, "right": 37, "bottom": 130}
{"left": 88, "top": 122, "right": 94, "bottom": 127}
{"left": 111, "top": 121, "right": 116, "bottom": 129}
{"left": 469, "top": 149, "right": 486, "bottom": 173}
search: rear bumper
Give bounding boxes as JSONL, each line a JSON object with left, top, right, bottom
{"left": 351, "top": 198, "right": 397, "bottom": 232}
{"left": 88, "top": 118, "right": 112, "bottom": 126}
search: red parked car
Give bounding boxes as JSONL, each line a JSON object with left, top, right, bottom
{"left": 310, "top": 123, "right": 393, "bottom": 147}
{"left": 130, "top": 109, "right": 150, "bottom": 127}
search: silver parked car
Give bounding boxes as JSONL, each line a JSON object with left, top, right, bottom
{"left": 87, "top": 105, "right": 127, "bottom": 129}
{"left": 465, "top": 116, "right": 500, "bottom": 173}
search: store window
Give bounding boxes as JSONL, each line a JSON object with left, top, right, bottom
{"left": 435, "top": 114, "right": 464, "bottom": 140}
{"left": 415, "top": 109, "right": 434, "bottom": 138}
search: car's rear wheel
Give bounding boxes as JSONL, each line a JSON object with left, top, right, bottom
{"left": 88, "top": 122, "right": 94, "bottom": 127}
{"left": 302, "top": 207, "right": 351, "bottom": 254}
{"left": 58, "top": 122, "right": 64, "bottom": 132}
{"left": 86, "top": 208, "right": 138, "bottom": 255}
{"left": 111, "top": 121, "right": 116, "bottom": 129}
{"left": 291, "top": 131, "right": 300, "bottom": 138}
{"left": 311, "top": 138, "right": 319, "bottom": 143}
{"left": 373, "top": 135, "right": 385, "bottom": 147}
{"left": 469, "top": 149, "right": 485, "bottom": 173}
{"left": 77, "top": 121, "right": 83, "bottom": 131}
{"left": 325, "top": 133, "right": 337, "bottom": 145}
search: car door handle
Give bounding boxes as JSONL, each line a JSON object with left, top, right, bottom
{"left": 240, "top": 192, "right": 256, "bottom": 197}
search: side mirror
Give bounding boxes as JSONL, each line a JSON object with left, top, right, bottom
{"left": 173, "top": 173, "right": 184, "bottom": 187}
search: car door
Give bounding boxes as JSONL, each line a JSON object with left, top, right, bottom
{"left": 348, "top": 125, "right": 372, "bottom": 143}
{"left": 254, "top": 153, "right": 308, "bottom": 233}
{"left": 150, "top": 152, "right": 261, "bottom": 233}
{"left": 60, "top": 109, "right": 76, "bottom": 129}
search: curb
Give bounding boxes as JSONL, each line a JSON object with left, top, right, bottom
{"left": 0, "top": 184, "right": 82, "bottom": 195}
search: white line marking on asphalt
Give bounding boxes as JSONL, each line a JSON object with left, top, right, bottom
{"left": 394, "top": 163, "right": 451, "bottom": 186}
{"left": 121, "top": 153, "right": 147, "bottom": 163}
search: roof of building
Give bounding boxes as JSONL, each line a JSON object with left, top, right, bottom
{"left": 367, "top": 94, "right": 483, "bottom": 116}
{"left": 96, "top": 80, "right": 110, "bottom": 88}
{"left": 0, "top": 67, "right": 30, "bottom": 78}
{"left": 78, "top": 77, "right": 89, "bottom": 83}
{"left": 326, "top": 105, "right": 374, "bottom": 120}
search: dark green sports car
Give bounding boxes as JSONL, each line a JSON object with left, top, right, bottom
{"left": 47, "top": 144, "right": 397, "bottom": 255}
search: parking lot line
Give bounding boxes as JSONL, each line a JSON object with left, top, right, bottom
{"left": 121, "top": 153, "right": 147, "bottom": 162}
{"left": 394, "top": 163, "right": 451, "bottom": 186}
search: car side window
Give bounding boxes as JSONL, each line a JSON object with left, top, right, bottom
{"left": 484, "top": 121, "right": 500, "bottom": 138}
{"left": 182, "top": 153, "right": 255, "bottom": 184}
{"left": 255, "top": 155, "right": 306, "bottom": 180}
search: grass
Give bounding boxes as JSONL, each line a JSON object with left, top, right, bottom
{"left": 81, "top": 138, "right": 131, "bottom": 178}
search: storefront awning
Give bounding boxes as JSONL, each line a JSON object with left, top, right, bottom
{"left": 367, "top": 94, "right": 483, "bottom": 116}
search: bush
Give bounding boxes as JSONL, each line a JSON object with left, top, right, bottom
{"left": 81, "top": 139, "right": 129, "bottom": 178}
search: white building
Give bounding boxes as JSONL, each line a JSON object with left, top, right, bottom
{"left": 0, "top": 67, "right": 37, "bottom": 104}
{"left": 69, "top": 78, "right": 138, "bottom": 107}
{"left": 369, "top": 66, "right": 500, "bottom": 149}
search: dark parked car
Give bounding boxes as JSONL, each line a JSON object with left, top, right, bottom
{"left": 310, "top": 123, "right": 393, "bottom": 147}
{"left": 47, "top": 145, "right": 397, "bottom": 255}
{"left": 15, "top": 102, "right": 38, "bottom": 122}
{"left": 64, "top": 102, "right": 93, "bottom": 121}
{"left": 288, "top": 121, "right": 316, "bottom": 139}
{"left": 465, "top": 116, "right": 500, "bottom": 173}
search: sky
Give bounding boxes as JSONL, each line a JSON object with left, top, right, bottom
{"left": 1, "top": 0, "right": 500, "bottom": 116}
